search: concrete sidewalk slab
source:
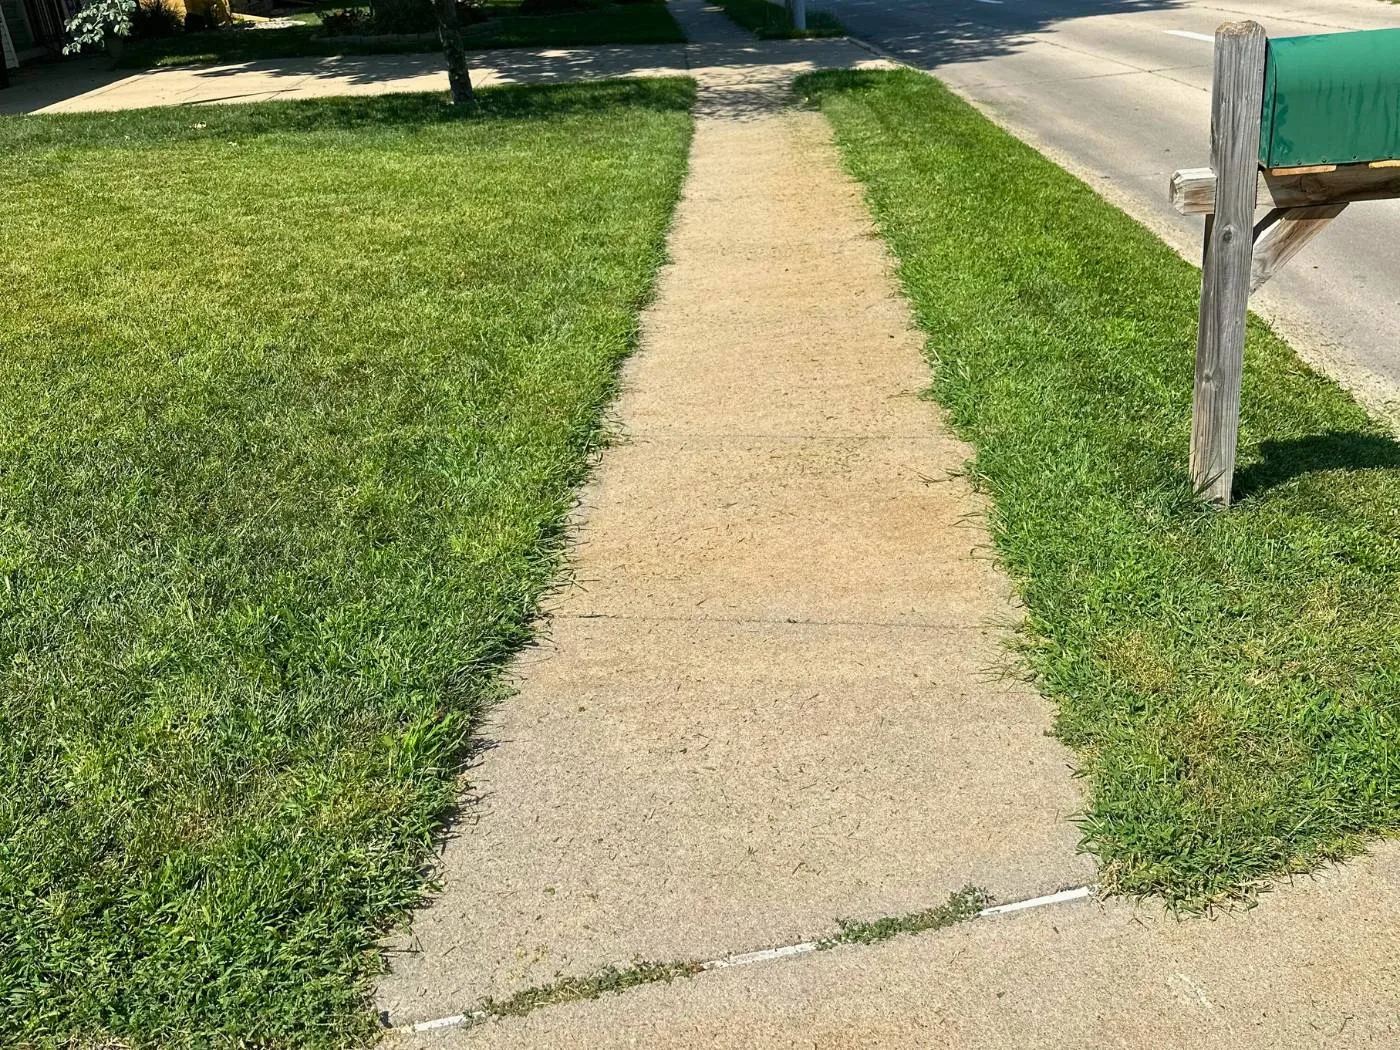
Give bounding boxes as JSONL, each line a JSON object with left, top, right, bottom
{"left": 398, "top": 843, "right": 1400, "bottom": 1049}
{"left": 7, "top": 36, "right": 876, "bottom": 115}
{"left": 375, "top": 0, "right": 1090, "bottom": 1029}
{"left": 558, "top": 435, "right": 1014, "bottom": 627}
{"left": 19, "top": 46, "right": 685, "bottom": 113}
{"left": 0, "top": 57, "right": 132, "bottom": 115}
{"left": 621, "top": 330, "right": 938, "bottom": 437}
{"left": 379, "top": 614, "right": 1086, "bottom": 1021}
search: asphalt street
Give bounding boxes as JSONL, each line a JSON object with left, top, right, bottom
{"left": 825, "top": 0, "right": 1400, "bottom": 409}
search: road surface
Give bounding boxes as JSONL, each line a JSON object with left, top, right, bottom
{"left": 826, "top": 0, "right": 1400, "bottom": 413}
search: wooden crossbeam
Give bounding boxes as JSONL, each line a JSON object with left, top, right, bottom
{"left": 1170, "top": 162, "right": 1400, "bottom": 214}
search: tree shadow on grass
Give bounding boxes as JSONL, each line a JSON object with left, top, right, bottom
{"left": 1234, "top": 431, "right": 1400, "bottom": 501}
{"left": 0, "top": 76, "right": 696, "bottom": 149}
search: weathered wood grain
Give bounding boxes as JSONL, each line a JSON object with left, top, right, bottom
{"left": 1190, "top": 20, "right": 1267, "bottom": 505}
{"left": 1250, "top": 204, "right": 1346, "bottom": 291}
{"left": 1267, "top": 164, "right": 1337, "bottom": 176}
{"left": 1171, "top": 162, "right": 1400, "bottom": 214}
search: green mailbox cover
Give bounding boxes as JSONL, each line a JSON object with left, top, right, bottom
{"left": 1259, "top": 27, "right": 1400, "bottom": 169}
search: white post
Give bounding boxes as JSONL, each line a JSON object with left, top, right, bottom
{"left": 791, "top": 0, "right": 806, "bottom": 31}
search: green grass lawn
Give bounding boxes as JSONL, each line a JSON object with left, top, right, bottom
{"left": 119, "top": 0, "right": 684, "bottom": 69}
{"left": 0, "top": 78, "right": 693, "bottom": 1048}
{"left": 716, "top": 0, "right": 841, "bottom": 39}
{"left": 119, "top": 23, "right": 428, "bottom": 66}
{"left": 798, "top": 69, "right": 1400, "bottom": 907}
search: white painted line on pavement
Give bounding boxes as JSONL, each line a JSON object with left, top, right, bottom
{"left": 410, "top": 1012, "right": 483, "bottom": 1033}
{"left": 978, "top": 885, "right": 1095, "bottom": 917}
{"left": 703, "top": 941, "right": 820, "bottom": 970}
{"left": 972, "top": 1, "right": 1005, "bottom": 5}
{"left": 1165, "top": 30, "right": 1215, "bottom": 43}
{"left": 394, "top": 887, "right": 1098, "bottom": 1033}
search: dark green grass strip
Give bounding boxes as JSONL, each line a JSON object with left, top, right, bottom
{"left": 798, "top": 69, "right": 1400, "bottom": 907}
{"left": 119, "top": 23, "right": 432, "bottom": 66}
{"left": 119, "top": 1, "right": 684, "bottom": 69}
{"left": 716, "top": 0, "right": 842, "bottom": 39}
{"left": 0, "top": 79, "right": 693, "bottom": 1049}
{"left": 462, "top": 1, "right": 684, "bottom": 48}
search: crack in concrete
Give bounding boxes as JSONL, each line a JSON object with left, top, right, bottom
{"left": 391, "top": 884, "right": 1097, "bottom": 1035}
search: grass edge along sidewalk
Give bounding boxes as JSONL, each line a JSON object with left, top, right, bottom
{"left": 798, "top": 68, "right": 1400, "bottom": 908}
{"left": 0, "top": 79, "right": 692, "bottom": 1049}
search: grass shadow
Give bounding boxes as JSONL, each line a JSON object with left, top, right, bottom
{"left": 0, "top": 76, "right": 696, "bottom": 150}
{"left": 1235, "top": 431, "right": 1400, "bottom": 501}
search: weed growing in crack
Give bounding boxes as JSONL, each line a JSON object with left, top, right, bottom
{"left": 819, "top": 886, "right": 992, "bottom": 947}
{"left": 482, "top": 960, "right": 707, "bottom": 1018}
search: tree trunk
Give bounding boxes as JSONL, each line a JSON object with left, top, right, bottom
{"left": 435, "top": 0, "right": 475, "bottom": 106}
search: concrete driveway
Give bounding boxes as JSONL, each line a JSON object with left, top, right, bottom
{"left": 828, "top": 0, "right": 1400, "bottom": 413}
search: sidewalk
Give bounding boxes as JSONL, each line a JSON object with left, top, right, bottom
{"left": 406, "top": 847, "right": 1400, "bottom": 1048}
{"left": 377, "top": 0, "right": 1089, "bottom": 1032}
{"left": 8, "top": 46, "right": 686, "bottom": 114}
{"left": 3, "top": 25, "right": 867, "bottom": 114}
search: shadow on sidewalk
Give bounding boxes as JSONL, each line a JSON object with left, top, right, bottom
{"left": 0, "top": 56, "right": 134, "bottom": 115}
{"left": 9, "top": 44, "right": 690, "bottom": 114}
{"left": 7, "top": 34, "right": 875, "bottom": 118}
{"left": 821, "top": 0, "right": 1185, "bottom": 70}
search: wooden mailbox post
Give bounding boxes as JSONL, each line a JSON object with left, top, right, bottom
{"left": 1170, "top": 22, "right": 1400, "bottom": 504}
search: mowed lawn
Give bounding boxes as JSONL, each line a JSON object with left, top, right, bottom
{"left": 0, "top": 80, "right": 692, "bottom": 1047}
{"left": 799, "top": 70, "right": 1400, "bottom": 906}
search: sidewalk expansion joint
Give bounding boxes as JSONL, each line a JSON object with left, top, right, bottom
{"left": 392, "top": 884, "right": 1096, "bottom": 1036}
{"left": 554, "top": 610, "right": 1010, "bottom": 630}
{"left": 618, "top": 432, "right": 944, "bottom": 442}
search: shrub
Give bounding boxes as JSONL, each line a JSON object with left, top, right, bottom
{"left": 369, "top": 0, "right": 434, "bottom": 32}
{"left": 518, "top": 0, "right": 592, "bottom": 13}
{"left": 364, "top": 0, "right": 482, "bottom": 33}
{"left": 132, "top": 0, "right": 182, "bottom": 37}
{"left": 63, "top": 0, "right": 137, "bottom": 52}
{"left": 320, "top": 6, "right": 372, "bottom": 33}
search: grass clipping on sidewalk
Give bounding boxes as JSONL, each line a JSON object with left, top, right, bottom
{"left": 798, "top": 69, "right": 1400, "bottom": 907}
{"left": 0, "top": 81, "right": 692, "bottom": 1048}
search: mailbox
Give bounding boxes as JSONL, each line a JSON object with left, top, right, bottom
{"left": 1259, "top": 27, "right": 1400, "bottom": 169}
{"left": 1169, "top": 21, "right": 1400, "bottom": 503}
